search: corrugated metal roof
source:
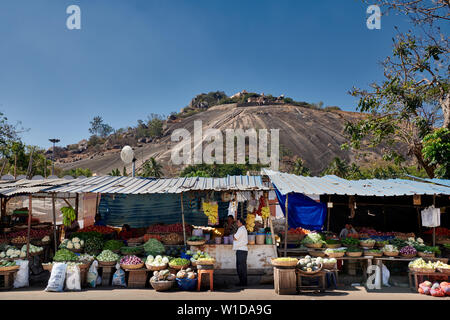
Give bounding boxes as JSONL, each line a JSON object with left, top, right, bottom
{"left": 0, "top": 178, "right": 73, "bottom": 196}
{"left": 46, "top": 175, "right": 270, "bottom": 194}
{"left": 406, "top": 175, "right": 450, "bottom": 188}
{"left": 263, "top": 169, "right": 450, "bottom": 196}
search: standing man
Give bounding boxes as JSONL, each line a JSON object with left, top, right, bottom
{"left": 233, "top": 217, "right": 248, "bottom": 287}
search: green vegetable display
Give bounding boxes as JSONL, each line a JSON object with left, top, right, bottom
{"left": 341, "top": 238, "right": 359, "bottom": 247}
{"left": 85, "top": 237, "right": 104, "bottom": 255}
{"left": 97, "top": 250, "right": 120, "bottom": 262}
{"left": 0, "top": 260, "right": 16, "bottom": 267}
{"left": 53, "top": 249, "right": 79, "bottom": 262}
{"left": 188, "top": 236, "right": 204, "bottom": 242}
{"left": 143, "top": 239, "right": 165, "bottom": 256}
{"left": 103, "top": 240, "right": 124, "bottom": 251}
{"left": 346, "top": 246, "right": 363, "bottom": 252}
{"left": 169, "top": 258, "right": 190, "bottom": 267}
{"left": 389, "top": 238, "right": 407, "bottom": 249}
{"left": 70, "top": 231, "right": 103, "bottom": 241}
{"left": 301, "top": 233, "right": 325, "bottom": 245}
{"left": 325, "top": 239, "right": 341, "bottom": 244}
{"left": 417, "top": 245, "right": 441, "bottom": 255}
{"left": 120, "top": 246, "right": 143, "bottom": 255}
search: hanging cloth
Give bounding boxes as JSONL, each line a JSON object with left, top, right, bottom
{"left": 421, "top": 205, "right": 440, "bottom": 227}
{"left": 228, "top": 200, "right": 238, "bottom": 219}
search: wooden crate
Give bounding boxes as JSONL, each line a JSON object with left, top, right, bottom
{"left": 274, "top": 267, "right": 297, "bottom": 295}
{"left": 127, "top": 269, "right": 148, "bottom": 289}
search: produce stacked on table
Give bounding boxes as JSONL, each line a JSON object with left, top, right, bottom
{"left": 53, "top": 249, "right": 79, "bottom": 262}
{"left": 407, "top": 258, "right": 450, "bottom": 272}
{"left": 341, "top": 237, "right": 359, "bottom": 247}
{"left": 0, "top": 260, "right": 16, "bottom": 268}
{"left": 382, "top": 245, "right": 399, "bottom": 254}
{"left": 169, "top": 258, "right": 190, "bottom": 268}
{"left": 143, "top": 239, "right": 165, "bottom": 256}
{"left": 301, "top": 233, "right": 326, "bottom": 247}
{"left": 78, "top": 254, "right": 95, "bottom": 263}
{"left": 84, "top": 237, "right": 104, "bottom": 255}
{"left": 0, "top": 247, "right": 22, "bottom": 259}
{"left": 11, "top": 236, "right": 27, "bottom": 245}
{"left": 399, "top": 246, "right": 417, "bottom": 256}
{"left": 96, "top": 250, "right": 120, "bottom": 262}
{"left": 359, "top": 239, "right": 375, "bottom": 248}
{"left": 324, "top": 248, "right": 346, "bottom": 255}
{"left": 297, "top": 255, "right": 322, "bottom": 272}
{"left": 146, "top": 255, "right": 170, "bottom": 267}
{"left": 165, "top": 246, "right": 183, "bottom": 257}
{"left": 120, "top": 255, "right": 143, "bottom": 266}
{"left": 417, "top": 281, "right": 450, "bottom": 297}
{"left": 103, "top": 240, "right": 124, "bottom": 251}
{"left": 284, "top": 227, "right": 311, "bottom": 235}
{"left": 176, "top": 268, "right": 197, "bottom": 280}
{"left": 8, "top": 229, "right": 50, "bottom": 240}
{"left": 78, "top": 225, "right": 116, "bottom": 234}
{"left": 188, "top": 250, "right": 212, "bottom": 264}
{"left": 151, "top": 269, "right": 176, "bottom": 282}
{"left": 59, "top": 238, "right": 84, "bottom": 250}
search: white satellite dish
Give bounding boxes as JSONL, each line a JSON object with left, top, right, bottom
{"left": 120, "top": 146, "right": 134, "bottom": 164}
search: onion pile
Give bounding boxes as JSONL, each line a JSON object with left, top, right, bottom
{"left": 400, "top": 246, "right": 417, "bottom": 255}
{"left": 120, "top": 255, "right": 142, "bottom": 265}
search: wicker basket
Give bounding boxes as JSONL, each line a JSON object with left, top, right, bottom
{"left": 383, "top": 251, "right": 399, "bottom": 257}
{"left": 98, "top": 260, "right": 117, "bottom": 267}
{"left": 418, "top": 252, "right": 435, "bottom": 258}
{"left": 196, "top": 258, "right": 215, "bottom": 266}
{"left": 296, "top": 263, "right": 323, "bottom": 275}
{"left": 150, "top": 279, "right": 175, "bottom": 291}
{"left": 437, "top": 267, "right": 450, "bottom": 274}
{"left": 270, "top": 258, "right": 298, "bottom": 267}
{"left": 360, "top": 243, "right": 375, "bottom": 249}
{"left": 308, "top": 250, "right": 326, "bottom": 258}
{"left": 322, "top": 263, "right": 336, "bottom": 270}
{"left": 120, "top": 263, "right": 144, "bottom": 270}
{"left": 304, "top": 243, "right": 323, "bottom": 249}
{"left": 187, "top": 240, "right": 206, "bottom": 246}
{"left": 410, "top": 267, "right": 435, "bottom": 273}
{"left": 325, "top": 243, "right": 341, "bottom": 249}
{"left": 346, "top": 251, "right": 363, "bottom": 257}
{"left": 325, "top": 251, "right": 345, "bottom": 258}
{"left": 146, "top": 264, "right": 167, "bottom": 271}
{"left": 400, "top": 253, "right": 417, "bottom": 259}
{"left": 0, "top": 265, "right": 19, "bottom": 272}
{"left": 68, "top": 248, "right": 83, "bottom": 254}
{"left": 282, "top": 233, "right": 305, "bottom": 242}
{"left": 168, "top": 263, "right": 190, "bottom": 270}
{"left": 364, "top": 251, "right": 383, "bottom": 257}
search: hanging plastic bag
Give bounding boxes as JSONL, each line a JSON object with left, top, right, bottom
{"left": 13, "top": 259, "right": 29, "bottom": 288}
{"left": 87, "top": 260, "right": 98, "bottom": 288}
{"left": 45, "top": 263, "right": 67, "bottom": 292}
{"left": 65, "top": 264, "right": 81, "bottom": 291}
{"left": 112, "top": 263, "right": 126, "bottom": 287}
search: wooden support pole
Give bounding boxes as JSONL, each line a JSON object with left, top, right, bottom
{"left": 327, "top": 195, "right": 331, "bottom": 231}
{"left": 52, "top": 193, "right": 57, "bottom": 252}
{"left": 433, "top": 195, "right": 436, "bottom": 247}
{"left": 26, "top": 195, "right": 32, "bottom": 259}
{"left": 181, "top": 193, "right": 187, "bottom": 247}
{"left": 75, "top": 194, "right": 79, "bottom": 221}
{"left": 284, "top": 193, "right": 289, "bottom": 257}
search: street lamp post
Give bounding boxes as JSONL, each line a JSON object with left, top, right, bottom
{"left": 49, "top": 139, "right": 60, "bottom": 176}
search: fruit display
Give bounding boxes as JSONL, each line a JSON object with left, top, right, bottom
{"left": 78, "top": 225, "right": 116, "bottom": 234}
{"left": 146, "top": 255, "right": 170, "bottom": 267}
{"left": 202, "top": 202, "right": 218, "bottom": 225}
{"left": 53, "top": 249, "right": 79, "bottom": 262}
{"left": 245, "top": 214, "right": 256, "bottom": 232}
{"left": 96, "top": 250, "right": 120, "bottom": 262}
{"left": 120, "top": 246, "right": 144, "bottom": 255}
{"left": 297, "top": 255, "right": 323, "bottom": 272}
{"left": 169, "top": 258, "right": 190, "bottom": 267}
{"left": 147, "top": 223, "right": 192, "bottom": 234}
{"left": 176, "top": 268, "right": 197, "bottom": 280}
{"left": 103, "top": 240, "right": 124, "bottom": 251}
{"left": 285, "top": 227, "right": 311, "bottom": 235}
{"left": 85, "top": 237, "right": 104, "bottom": 255}
{"left": 0, "top": 260, "right": 16, "bottom": 268}
{"left": 341, "top": 238, "right": 359, "bottom": 247}
{"left": 59, "top": 238, "right": 85, "bottom": 250}
{"left": 399, "top": 246, "right": 417, "bottom": 256}
{"left": 143, "top": 239, "right": 165, "bottom": 256}
{"left": 120, "top": 255, "right": 143, "bottom": 265}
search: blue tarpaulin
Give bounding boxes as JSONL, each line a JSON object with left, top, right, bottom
{"left": 273, "top": 185, "right": 326, "bottom": 231}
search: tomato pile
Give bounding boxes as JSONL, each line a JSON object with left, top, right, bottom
{"left": 147, "top": 223, "right": 192, "bottom": 234}
{"left": 282, "top": 227, "right": 311, "bottom": 235}
{"left": 424, "top": 227, "right": 450, "bottom": 236}
{"left": 78, "top": 225, "right": 116, "bottom": 234}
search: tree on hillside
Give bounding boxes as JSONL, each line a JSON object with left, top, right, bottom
{"left": 344, "top": 1, "right": 449, "bottom": 178}
{"left": 140, "top": 157, "right": 163, "bottom": 178}
{"left": 0, "top": 112, "right": 24, "bottom": 157}
{"left": 89, "top": 116, "right": 114, "bottom": 138}
{"left": 109, "top": 168, "right": 121, "bottom": 176}
{"left": 422, "top": 128, "right": 450, "bottom": 178}
{"left": 322, "top": 157, "right": 350, "bottom": 178}
{"left": 291, "top": 158, "right": 311, "bottom": 176}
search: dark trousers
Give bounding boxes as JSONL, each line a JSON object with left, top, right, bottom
{"left": 236, "top": 250, "right": 248, "bottom": 286}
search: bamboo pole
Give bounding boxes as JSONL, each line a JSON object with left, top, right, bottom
{"left": 52, "top": 193, "right": 57, "bottom": 253}
{"left": 284, "top": 193, "right": 289, "bottom": 257}
{"left": 26, "top": 195, "right": 32, "bottom": 259}
{"left": 327, "top": 195, "right": 331, "bottom": 231}
{"left": 181, "top": 193, "right": 187, "bottom": 247}
{"left": 433, "top": 195, "right": 436, "bottom": 247}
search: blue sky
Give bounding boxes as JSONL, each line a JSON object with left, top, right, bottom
{"left": 0, "top": 0, "right": 412, "bottom": 149}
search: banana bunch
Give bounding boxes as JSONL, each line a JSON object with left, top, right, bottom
{"left": 61, "top": 206, "right": 76, "bottom": 227}
{"left": 261, "top": 206, "right": 270, "bottom": 220}
{"left": 246, "top": 213, "right": 256, "bottom": 232}
{"left": 202, "top": 202, "right": 218, "bottom": 225}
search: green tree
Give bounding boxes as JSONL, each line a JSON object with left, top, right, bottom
{"left": 109, "top": 168, "right": 121, "bottom": 176}
{"left": 140, "top": 157, "right": 163, "bottom": 178}
{"left": 422, "top": 128, "right": 450, "bottom": 178}
{"left": 122, "top": 166, "right": 128, "bottom": 177}
{"left": 291, "top": 158, "right": 310, "bottom": 176}
{"left": 322, "top": 157, "right": 350, "bottom": 178}
{"left": 61, "top": 168, "right": 92, "bottom": 178}
{"left": 89, "top": 116, "right": 114, "bottom": 138}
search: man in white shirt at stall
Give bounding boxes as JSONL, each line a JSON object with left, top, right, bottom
{"left": 233, "top": 218, "right": 248, "bottom": 287}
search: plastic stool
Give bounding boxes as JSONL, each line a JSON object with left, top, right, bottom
{"left": 197, "top": 269, "right": 214, "bottom": 291}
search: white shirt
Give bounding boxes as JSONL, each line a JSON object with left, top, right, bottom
{"left": 233, "top": 226, "right": 248, "bottom": 251}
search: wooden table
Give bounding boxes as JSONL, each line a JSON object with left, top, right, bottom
{"left": 408, "top": 271, "right": 450, "bottom": 291}
{"left": 124, "top": 268, "right": 149, "bottom": 289}
{"left": 295, "top": 269, "right": 337, "bottom": 293}
{"left": 100, "top": 266, "right": 115, "bottom": 286}
{"left": 0, "top": 270, "right": 18, "bottom": 290}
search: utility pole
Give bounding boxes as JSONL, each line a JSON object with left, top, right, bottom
{"left": 49, "top": 139, "right": 60, "bottom": 176}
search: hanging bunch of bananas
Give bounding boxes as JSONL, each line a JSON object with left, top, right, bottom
{"left": 261, "top": 206, "right": 270, "bottom": 220}
{"left": 61, "top": 206, "right": 76, "bottom": 227}
{"left": 246, "top": 213, "right": 256, "bottom": 232}
{"left": 202, "top": 202, "right": 218, "bottom": 225}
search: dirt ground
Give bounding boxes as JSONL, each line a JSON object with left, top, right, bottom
{"left": 0, "top": 285, "right": 448, "bottom": 300}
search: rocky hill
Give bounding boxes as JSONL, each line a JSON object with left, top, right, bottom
{"left": 55, "top": 101, "right": 397, "bottom": 176}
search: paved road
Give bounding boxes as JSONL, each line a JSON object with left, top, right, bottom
{"left": 0, "top": 285, "right": 448, "bottom": 300}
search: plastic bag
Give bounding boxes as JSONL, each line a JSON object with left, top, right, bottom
{"left": 87, "top": 260, "right": 98, "bottom": 288}
{"left": 112, "top": 263, "right": 126, "bottom": 287}
{"left": 381, "top": 264, "right": 390, "bottom": 287}
{"left": 45, "top": 263, "right": 67, "bottom": 292}
{"left": 13, "top": 259, "right": 29, "bottom": 288}
{"left": 65, "top": 264, "right": 81, "bottom": 291}
{"left": 96, "top": 275, "right": 102, "bottom": 286}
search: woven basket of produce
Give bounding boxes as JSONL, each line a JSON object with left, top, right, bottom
{"left": 364, "top": 251, "right": 383, "bottom": 257}
{"left": 400, "top": 253, "right": 417, "bottom": 259}
{"left": 360, "top": 244, "right": 375, "bottom": 249}
{"left": 150, "top": 280, "right": 175, "bottom": 292}
{"left": 68, "top": 248, "right": 83, "bottom": 254}
{"left": 98, "top": 260, "right": 117, "bottom": 267}
{"left": 326, "top": 252, "right": 345, "bottom": 258}
{"left": 411, "top": 267, "right": 435, "bottom": 273}
{"left": 161, "top": 233, "right": 184, "bottom": 245}
{"left": 187, "top": 240, "right": 206, "bottom": 246}
{"left": 308, "top": 250, "right": 326, "bottom": 258}
{"left": 325, "top": 243, "right": 341, "bottom": 249}
{"left": 0, "top": 265, "right": 20, "bottom": 272}
{"left": 78, "top": 262, "right": 91, "bottom": 271}
{"left": 296, "top": 263, "right": 322, "bottom": 275}
{"left": 346, "top": 251, "right": 363, "bottom": 257}
{"left": 437, "top": 267, "right": 450, "bottom": 274}
{"left": 305, "top": 243, "right": 323, "bottom": 249}
{"left": 383, "top": 251, "right": 399, "bottom": 257}
{"left": 120, "top": 263, "right": 144, "bottom": 270}
{"left": 196, "top": 258, "right": 216, "bottom": 266}
{"left": 418, "top": 252, "right": 435, "bottom": 258}
{"left": 146, "top": 264, "right": 167, "bottom": 271}
{"left": 322, "top": 263, "right": 336, "bottom": 270}
{"left": 168, "top": 263, "right": 190, "bottom": 270}
{"left": 270, "top": 257, "right": 298, "bottom": 267}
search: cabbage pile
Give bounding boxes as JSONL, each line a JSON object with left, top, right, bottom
{"left": 176, "top": 268, "right": 197, "bottom": 279}
{"left": 120, "top": 255, "right": 142, "bottom": 265}
{"left": 0, "top": 247, "right": 22, "bottom": 259}
{"left": 143, "top": 239, "right": 165, "bottom": 256}
{"left": 382, "top": 245, "right": 399, "bottom": 253}
{"left": 53, "top": 249, "right": 79, "bottom": 262}
{"left": 301, "top": 233, "right": 325, "bottom": 245}
{"left": 297, "top": 255, "right": 322, "bottom": 272}
{"left": 146, "top": 255, "right": 169, "bottom": 267}
{"left": 151, "top": 269, "right": 176, "bottom": 282}
{"left": 59, "top": 237, "right": 84, "bottom": 250}
{"left": 188, "top": 250, "right": 211, "bottom": 264}
{"left": 97, "top": 250, "right": 119, "bottom": 262}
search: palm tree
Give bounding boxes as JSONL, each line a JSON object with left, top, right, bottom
{"left": 140, "top": 157, "right": 163, "bottom": 178}
{"left": 109, "top": 168, "right": 121, "bottom": 176}
{"left": 322, "top": 157, "right": 349, "bottom": 178}
{"left": 291, "top": 158, "right": 310, "bottom": 176}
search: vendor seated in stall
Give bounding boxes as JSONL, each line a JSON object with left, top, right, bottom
{"left": 223, "top": 214, "right": 238, "bottom": 236}
{"left": 339, "top": 223, "right": 357, "bottom": 238}
{"left": 118, "top": 224, "right": 134, "bottom": 241}
{"left": 64, "top": 219, "right": 80, "bottom": 238}
{"left": 94, "top": 213, "right": 106, "bottom": 226}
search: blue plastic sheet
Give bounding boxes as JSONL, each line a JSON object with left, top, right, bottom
{"left": 273, "top": 185, "right": 326, "bottom": 231}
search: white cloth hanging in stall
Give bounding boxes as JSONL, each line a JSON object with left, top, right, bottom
{"left": 228, "top": 200, "right": 238, "bottom": 219}
{"left": 421, "top": 205, "right": 440, "bottom": 227}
